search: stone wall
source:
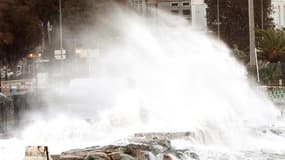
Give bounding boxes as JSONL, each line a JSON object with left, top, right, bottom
{"left": 0, "top": 93, "right": 46, "bottom": 134}
{"left": 0, "top": 97, "right": 14, "bottom": 133}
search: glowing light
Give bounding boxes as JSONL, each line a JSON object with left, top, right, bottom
{"left": 28, "top": 53, "right": 33, "bottom": 58}
{"left": 75, "top": 48, "right": 82, "bottom": 55}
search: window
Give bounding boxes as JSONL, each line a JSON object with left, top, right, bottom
{"left": 171, "top": 2, "right": 179, "bottom": 7}
{"left": 171, "top": 10, "right": 179, "bottom": 14}
{"left": 183, "top": 9, "right": 191, "bottom": 16}
{"left": 183, "top": 2, "right": 190, "bottom": 6}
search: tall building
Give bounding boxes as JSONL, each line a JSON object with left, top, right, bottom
{"left": 272, "top": 0, "right": 285, "bottom": 28}
{"left": 128, "top": 0, "right": 207, "bottom": 31}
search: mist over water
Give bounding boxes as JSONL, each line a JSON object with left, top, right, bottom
{"left": 1, "top": 6, "right": 284, "bottom": 160}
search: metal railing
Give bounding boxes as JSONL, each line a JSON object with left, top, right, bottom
{"left": 248, "top": 62, "right": 285, "bottom": 86}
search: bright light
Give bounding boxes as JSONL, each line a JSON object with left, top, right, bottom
{"left": 28, "top": 53, "right": 42, "bottom": 58}
{"left": 28, "top": 53, "right": 33, "bottom": 58}
{"left": 75, "top": 48, "right": 82, "bottom": 54}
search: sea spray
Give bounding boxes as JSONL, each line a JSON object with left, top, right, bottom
{"left": 0, "top": 6, "right": 282, "bottom": 160}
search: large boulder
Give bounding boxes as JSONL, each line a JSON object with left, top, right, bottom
{"left": 54, "top": 138, "right": 199, "bottom": 160}
{"left": 108, "top": 152, "right": 135, "bottom": 160}
{"left": 85, "top": 151, "right": 110, "bottom": 160}
{"left": 60, "top": 155, "right": 84, "bottom": 160}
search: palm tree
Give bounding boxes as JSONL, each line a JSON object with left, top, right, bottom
{"left": 256, "top": 28, "right": 285, "bottom": 63}
{"left": 256, "top": 28, "right": 285, "bottom": 84}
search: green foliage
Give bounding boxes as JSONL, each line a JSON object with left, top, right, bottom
{"left": 248, "top": 63, "right": 282, "bottom": 85}
{"left": 0, "top": 0, "right": 110, "bottom": 62}
{"left": 256, "top": 28, "right": 285, "bottom": 63}
{"left": 23, "top": 0, "right": 58, "bottom": 22}
{"left": 205, "top": 0, "right": 273, "bottom": 55}
{"left": 259, "top": 63, "right": 282, "bottom": 85}
{"left": 0, "top": 0, "right": 42, "bottom": 61}
{"left": 253, "top": 28, "right": 285, "bottom": 85}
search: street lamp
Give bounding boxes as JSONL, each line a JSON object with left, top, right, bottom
{"left": 261, "top": 0, "right": 264, "bottom": 29}
{"left": 248, "top": 0, "right": 260, "bottom": 83}
{"left": 28, "top": 53, "right": 34, "bottom": 58}
{"left": 59, "top": 0, "right": 64, "bottom": 77}
{"left": 0, "top": 61, "right": 2, "bottom": 92}
{"left": 248, "top": 0, "right": 256, "bottom": 66}
{"left": 217, "top": 0, "right": 220, "bottom": 39}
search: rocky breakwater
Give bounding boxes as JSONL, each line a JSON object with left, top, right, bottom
{"left": 51, "top": 138, "right": 199, "bottom": 160}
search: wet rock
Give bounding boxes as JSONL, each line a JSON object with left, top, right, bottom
{"left": 109, "top": 152, "right": 120, "bottom": 160}
{"left": 120, "top": 153, "right": 135, "bottom": 160}
{"left": 176, "top": 150, "right": 199, "bottom": 160}
{"left": 163, "top": 154, "right": 172, "bottom": 160}
{"left": 97, "top": 145, "right": 121, "bottom": 154}
{"left": 85, "top": 151, "right": 110, "bottom": 160}
{"left": 51, "top": 155, "right": 60, "bottom": 160}
{"left": 108, "top": 152, "right": 135, "bottom": 160}
{"left": 60, "top": 155, "right": 84, "bottom": 160}
{"left": 130, "top": 138, "right": 171, "bottom": 153}
{"left": 61, "top": 149, "right": 87, "bottom": 157}
{"left": 189, "top": 152, "right": 199, "bottom": 160}
{"left": 122, "top": 144, "right": 151, "bottom": 156}
{"left": 56, "top": 138, "right": 189, "bottom": 160}
{"left": 262, "top": 130, "right": 267, "bottom": 134}
{"left": 270, "top": 129, "right": 283, "bottom": 135}
{"left": 141, "top": 152, "right": 156, "bottom": 160}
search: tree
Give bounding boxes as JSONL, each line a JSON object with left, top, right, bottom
{"left": 0, "top": 0, "right": 127, "bottom": 63}
{"left": 23, "top": 0, "right": 58, "bottom": 23}
{"left": 205, "top": 0, "right": 273, "bottom": 56}
{"left": 0, "top": 0, "right": 42, "bottom": 62}
{"left": 256, "top": 28, "right": 285, "bottom": 63}
{"left": 256, "top": 28, "right": 285, "bottom": 84}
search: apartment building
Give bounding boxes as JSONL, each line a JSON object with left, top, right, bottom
{"left": 272, "top": 0, "right": 285, "bottom": 28}
{"left": 128, "top": 0, "right": 207, "bottom": 31}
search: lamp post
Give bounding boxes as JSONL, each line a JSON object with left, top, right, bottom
{"left": 59, "top": 0, "right": 64, "bottom": 77}
{"left": 217, "top": 0, "right": 220, "bottom": 39}
{"left": 248, "top": 0, "right": 260, "bottom": 82}
{"left": 261, "top": 0, "right": 264, "bottom": 29}
{"left": 0, "top": 61, "right": 2, "bottom": 92}
{"left": 249, "top": 0, "right": 256, "bottom": 65}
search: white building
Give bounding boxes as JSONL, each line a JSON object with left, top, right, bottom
{"left": 128, "top": 0, "right": 207, "bottom": 31}
{"left": 272, "top": 0, "right": 285, "bottom": 28}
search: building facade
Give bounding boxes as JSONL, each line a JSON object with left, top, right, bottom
{"left": 272, "top": 0, "right": 285, "bottom": 28}
{"left": 128, "top": 0, "right": 207, "bottom": 31}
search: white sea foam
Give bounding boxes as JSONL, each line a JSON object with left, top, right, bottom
{"left": 0, "top": 7, "right": 283, "bottom": 160}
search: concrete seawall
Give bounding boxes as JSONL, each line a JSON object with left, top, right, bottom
{"left": 0, "top": 97, "right": 15, "bottom": 133}
{"left": 0, "top": 93, "right": 45, "bottom": 134}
